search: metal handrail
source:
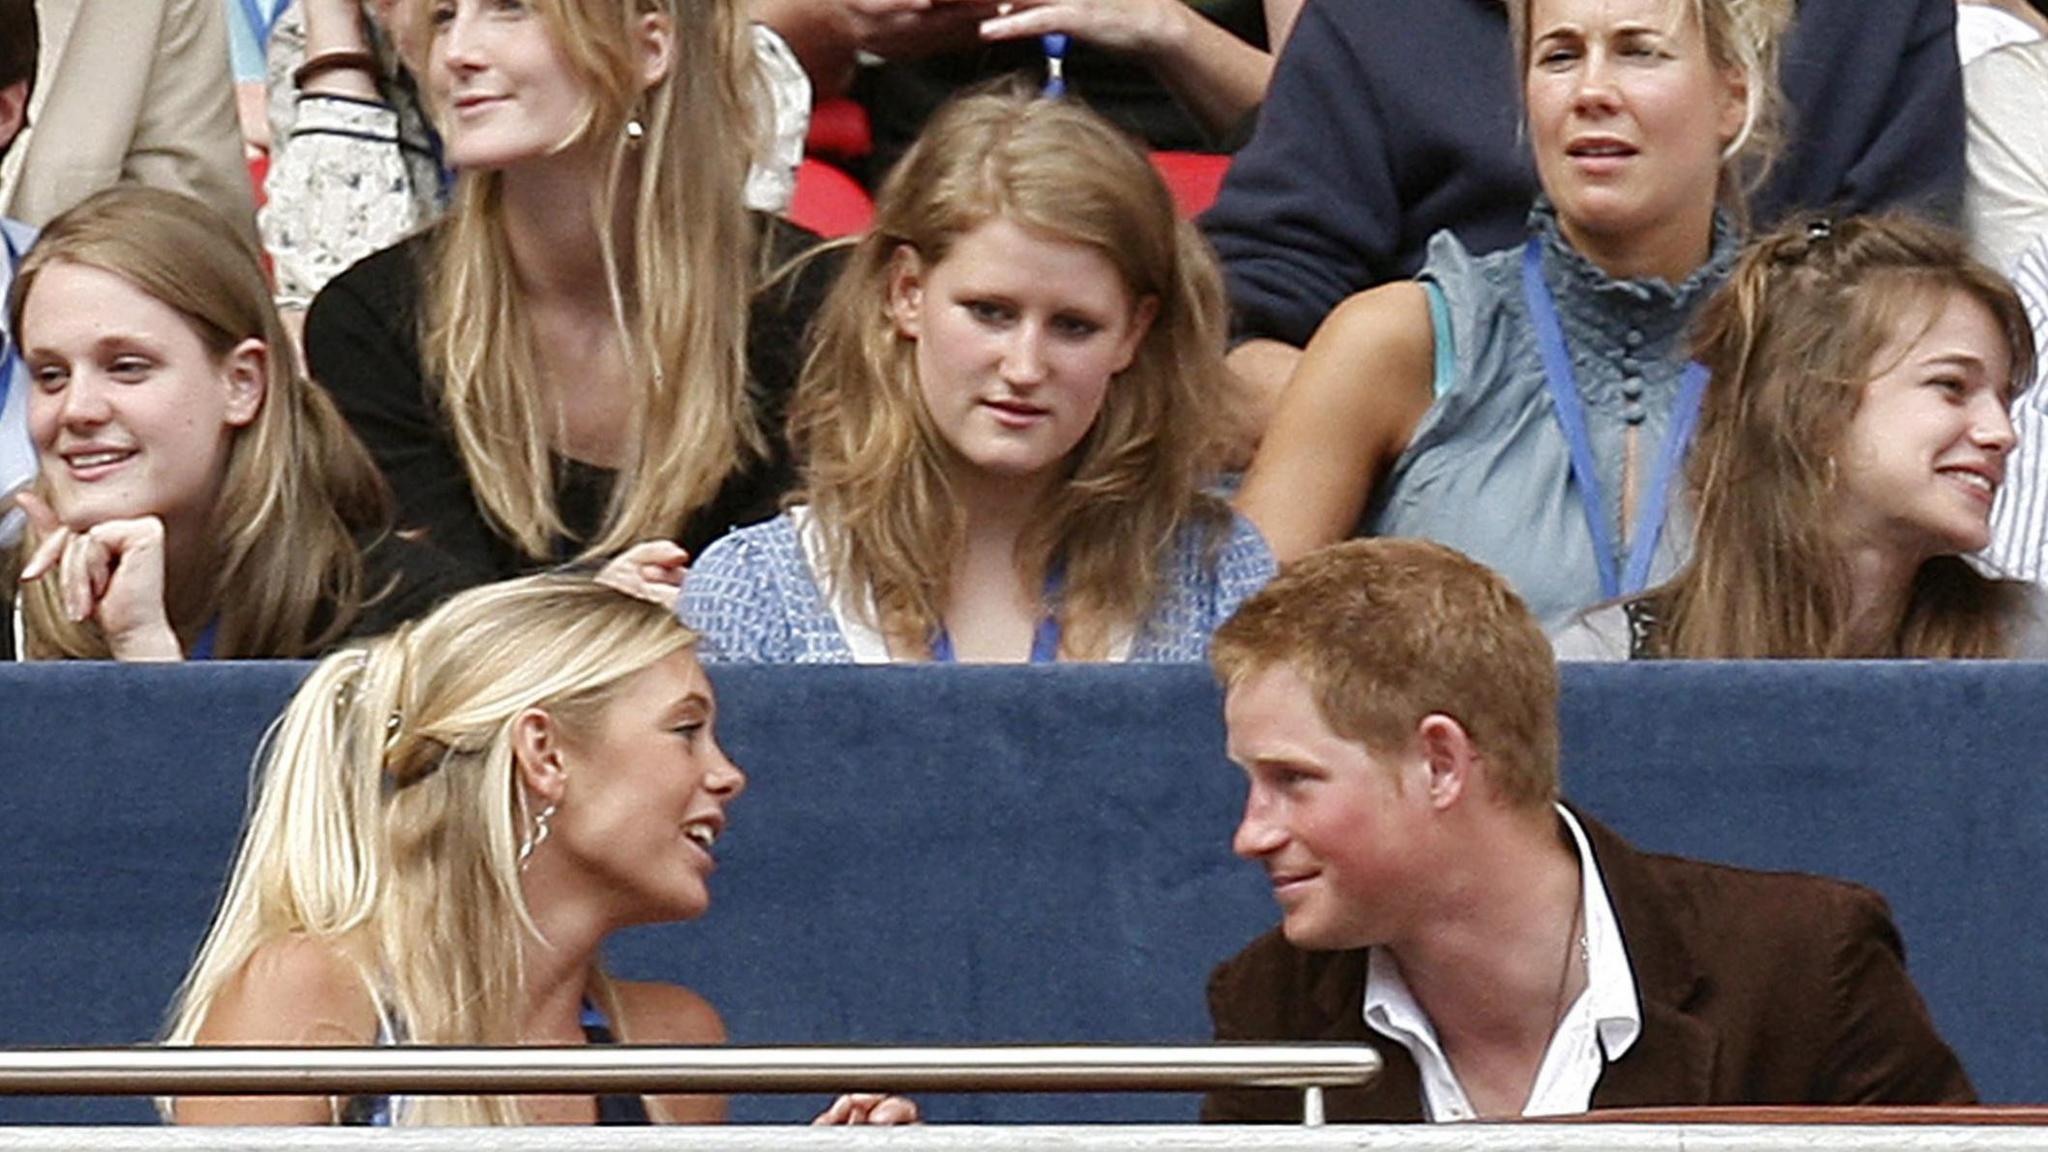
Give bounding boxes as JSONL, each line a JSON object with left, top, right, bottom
{"left": 0, "top": 1044, "right": 1378, "bottom": 1100}
{"left": 5, "top": 1126, "right": 2048, "bottom": 1152}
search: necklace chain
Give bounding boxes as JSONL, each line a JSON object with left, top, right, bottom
{"left": 1550, "top": 888, "right": 1589, "bottom": 1032}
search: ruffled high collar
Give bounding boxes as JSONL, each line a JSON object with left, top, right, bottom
{"left": 1526, "top": 198, "right": 1738, "bottom": 357}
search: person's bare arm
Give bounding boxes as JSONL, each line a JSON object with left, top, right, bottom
{"left": 1264, "top": 0, "right": 1304, "bottom": 54}
{"left": 747, "top": 0, "right": 998, "bottom": 97}
{"left": 616, "top": 980, "right": 728, "bottom": 1124}
{"left": 174, "top": 937, "right": 379, "bottom": 1125}
{"left": 1232, "top": 282, "right": 1436, "bottom": 563}
{"left": 296, "top": 0, "right": 382, "bottom": 101}
{"left": 974, "top": 0, "right": 1267, "bottom": 138}
{"left": 1222, "top": 337, "right": 1303, "bottom": 464}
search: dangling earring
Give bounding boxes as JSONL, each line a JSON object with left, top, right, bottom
{"left": 519, "top": 802, "right": 557, "bottom": 870}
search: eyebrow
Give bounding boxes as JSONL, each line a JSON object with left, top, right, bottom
{"left": 1534, "top": 19, "right": 1677, "bottom": 39}
{"left": 1917, "top": 352, "right": 1991, "bottom": 373}
{"left": 657, "top": 691, "right": 715, "bottom": 724}
{"left": 24, "top": 333, "right": 166, "bottom": 361}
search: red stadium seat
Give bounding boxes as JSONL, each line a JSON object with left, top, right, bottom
{"left": 806, "top": 97, "right": 874, "bottom": 163}
{"left": 789, "top": 156, "right": 875, "bottom": 238}
{"left": 1148, "top": 150, "right": 1229, "bottom": 218}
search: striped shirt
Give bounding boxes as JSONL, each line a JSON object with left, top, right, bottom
{"left": 1986, "top": 236, "right": 2048, "bottom": 583}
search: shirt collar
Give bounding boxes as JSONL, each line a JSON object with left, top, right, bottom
{"left": 1557, "top": 803, "right": 1643, "bottom": 1061}
{"left": 1525, "top": 196, "right": 1738, "bottom": 354}
{"left": 1361, "top": 803, "right": 1643, "bottom": 1117}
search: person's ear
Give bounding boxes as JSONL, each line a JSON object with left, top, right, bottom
{"left": 512, "top": 707, "right": 572, "bottom": 805}
{"left": 0, "top": 79, "right": 27, "bottom": 157}
{"left": 1415, "top": 713, "right": 1476, "bottom": 811}
{"left": 886, "top": 245, "right": 928, "bottom": 340}
{"left": 1715, "top": 64, "right": 1749, "bottom": 153}
{"left": 220, "top": 338, "right": 268, "bottom": 428}
{"left": 635, "top": 10, "right": 675, "bottom": 91}
{"left": 1110, "top": 294, "right": 1160, "bottom": 374}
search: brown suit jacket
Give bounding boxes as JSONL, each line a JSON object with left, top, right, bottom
{"left": 1203, "top": 813, "right": 1975, "bottom": 1122}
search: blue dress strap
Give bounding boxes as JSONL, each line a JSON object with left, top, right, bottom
{"left": 581, "top": 999, "right": 652, "bottom": 1126}
{"left": 341, "top": 998, "right": 651, "bottom": 1125}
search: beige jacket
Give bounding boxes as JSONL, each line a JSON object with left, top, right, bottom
{"left": 0, "top": 0, "right": 255, "bottom": 239}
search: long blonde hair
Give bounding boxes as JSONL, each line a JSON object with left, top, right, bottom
{"left": 1653, "top": 213, "right": 2038, "bottom": 658}
{"left": 5, "top": 186, "right": 391, "bottom": 659}
{"left": 792, "top": 87, "right": 1235, "bottom": 659}
{"left": 419, "top": 0, "right": 763, "bottom": 562}
{"left": 163, "top": 572, "right": 701, "bottom": 1125}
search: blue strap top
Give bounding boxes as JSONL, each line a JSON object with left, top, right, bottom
{"left": 341, "top": 999, "right": 652, "bottom": 1126}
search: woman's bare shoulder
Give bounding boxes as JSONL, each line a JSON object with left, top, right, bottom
{"left": 196, "top": 934, "right": 379, "bottom": 1046}
{"left": 613, "top": 979, "right": 726, "bottom": 1045}
{"left": 613, "top": 980, "right": 728, "bottom": 1124}
{"left": 175, "top": 935, "right": 379, "bottom": 1125}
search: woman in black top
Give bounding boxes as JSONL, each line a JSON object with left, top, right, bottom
{"left": 305, "top": 0, "right": 831, "bottom": 582}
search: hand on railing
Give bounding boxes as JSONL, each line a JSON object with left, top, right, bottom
{"left": 814, "top": 1092, "right": 920, "bottom": 1125}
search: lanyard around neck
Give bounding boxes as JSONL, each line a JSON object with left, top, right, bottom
{"left": 1520, "top": 238, "right": 1709, "bottom": 600}
{"left": 1, "top": 228, "right": 23, "bottom": 418}
{"left": 930, "top": 569, "right": 1063, "bottom": 664}
{"left": 188, "top": 618, "right": 220, "bottom": 660}
{"left": 931, "top": 611, "right": 1060, "bottom": 664}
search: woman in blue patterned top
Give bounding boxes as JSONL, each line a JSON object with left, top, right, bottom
{"left": 683, "top": 88, "right": 1272, "bottom": 664}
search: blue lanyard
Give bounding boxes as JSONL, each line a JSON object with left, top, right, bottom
{"left": 189, "top": 618, "right": 220, "bottom": 661}
{"left": 1520, "top": 238, "right": 1708, "bottom": 600}
{"left": 237, "top": 0, "right": 291, "bottom": 47}
{"left": 1, "top": 227, "right": 22, "bottom": 417}
{"left": 930, "top": 570, "right": 1063, "bottom": 663}
{"left": 1042, "top": 33, "right": 1069, "bottom": 96}
{"left": 931, "top": 613, "right": 1060, "bottom": 664}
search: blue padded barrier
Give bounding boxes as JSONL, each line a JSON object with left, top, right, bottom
{"left": 0, "top": 661, "right": 2043, "bottom": 1123}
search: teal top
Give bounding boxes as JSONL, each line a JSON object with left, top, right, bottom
{"left": 1367, "top": 201, "right": 1737, "bottom": 627}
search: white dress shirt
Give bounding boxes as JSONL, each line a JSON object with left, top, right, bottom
{"left": 1363, "top": 805, "right": 1643, "bottom": 1122}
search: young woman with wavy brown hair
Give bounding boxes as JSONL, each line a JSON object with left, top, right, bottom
{"left": 681, "top": 88, "right": 1271, "bottom": 663}
{"left": 1552, "top": 213, "right": 2044, "bottom": 659}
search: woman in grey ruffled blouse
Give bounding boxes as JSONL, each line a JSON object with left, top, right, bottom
{"left": 1234, "top": 0, "right": 1789, "bottom": 629}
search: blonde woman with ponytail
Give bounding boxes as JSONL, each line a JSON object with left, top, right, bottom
{"left": 682, "top": 88, "right": 1272, "bottom": 664}
{"left": 2, "top": 186, "right": 461, "bottom": 661}
{"left": 1552, "top": 213, "right": 2046, "bottom": 660}
{"left": 167, "top": 571, "right": 915, "bottom": 1127}
{"left": 303, "top": 0, "right": 831, "bottom": 584}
